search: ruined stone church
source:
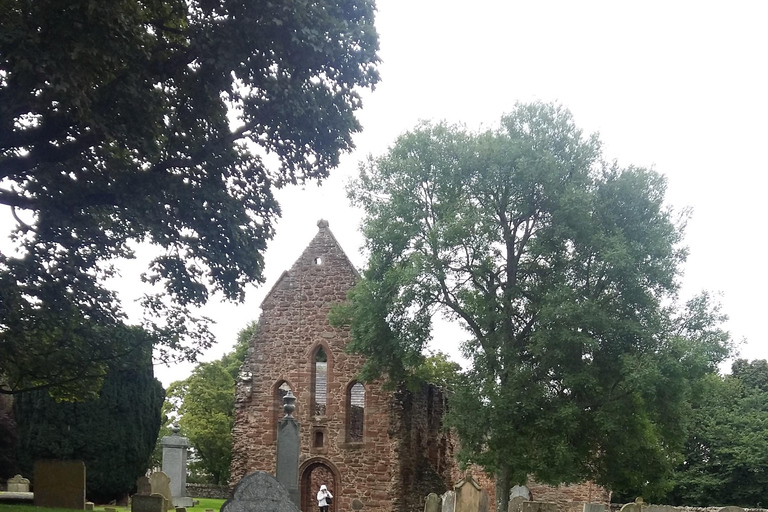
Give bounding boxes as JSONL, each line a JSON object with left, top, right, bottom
{"left": 231, "top": 221, "right": 609, "bottom": 512}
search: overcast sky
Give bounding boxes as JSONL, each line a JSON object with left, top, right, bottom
{"left": 5, "top": 1, "right": 766, "bottom": 386}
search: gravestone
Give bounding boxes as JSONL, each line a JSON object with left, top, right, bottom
{"left": 7, "top": 474, "right": 30, "bottom": 492}
{"left": 34, "top": 459, "right": 86, "bottom": 510}
{"left": 454, "top": 470, "right": 489, "bottom": 512}
{"left": 151, "top": 493, "right": 169, "bottom": 511}
{"left": 521, "top": 502, "right": 558, "bottom": 512}
{"left": 149, "top": 472, "right": 173, "bottom": 510}
{"left": 442, "top": 490, "right": 456, "bottom": 512}
{"left": 511, "top": 486, "right": 531, "bottom": 500}
{"left": 137, "top": 475, "right": 152, "bottom": 495}
{"left": 508, "top": 496, "right": 527, "bottom": 512}
{"left": 619, "top": 498, "right": 644, "bottom": 512}
{"left": 221, "top": 471, "right": 300, "bottom": 512}
{"left": 86, "top": 503, "right": 95, "bottom": 511}
{"left": 584, "top": 504, "right": 608, "bottom": 512}
{"left": 426, "top": 493, "right": 442, "bottom": 512}
{"left": 276, "top": 390, "right": 300, "bottom": 508}
{"left": 161, "top": 424, "right": 193, "bottom": 508}
{"left": 132, "top": 494, "right": 165, "bottom": 512}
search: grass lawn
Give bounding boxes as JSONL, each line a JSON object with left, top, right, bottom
{"left": 0, "top": 497, "right": 226, "bottom": 512}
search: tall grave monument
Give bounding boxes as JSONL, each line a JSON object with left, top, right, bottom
{"left": 161, "top": 423, "right": 193, "bottom": 508}
{"left": 276, "top": 389, "right": 300, "bottom": 508}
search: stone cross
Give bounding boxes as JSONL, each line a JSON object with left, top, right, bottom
{"left": 276, "top": 389, "right": 300, "bottom": 509}
{"left": 161, "top": 424, "right": 193, "bottom": 508}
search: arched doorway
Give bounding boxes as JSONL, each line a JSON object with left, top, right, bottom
{"left": 300, "top": 458, "right": 339, "bottom": 512}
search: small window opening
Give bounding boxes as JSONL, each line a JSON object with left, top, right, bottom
{"left": 313, "top": 347, "right": 327, "bottom": 416}
{"left": 314, "top": 430, "right": 324, "bottom": 448}
{"left": 314, "top": 257, "right": 322, "bottom": 265}
{"left": 347, "top": 382, "right": 365, "bottom": 442}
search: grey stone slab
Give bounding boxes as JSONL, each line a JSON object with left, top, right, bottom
{"left": 508, "top": 496, "right": 527, "bottom": 512}
{"left": 426, "top": 493, "right": 441, "bottom": 512}
{"left": 7, "top": 474, "right": 30, "bottom": 492}
{"left": 34, "top": 459, "right": 86, "bottom": 510}
{"left": 510, "top": 486, "right": 530, "bottom": 500}
{"left": 521, "top": 502, "right": 558, "bottom": 512}
{"left": 149, "top": 472, "right": 172, "bottom": 510}
{"left": 137, "top": 476, "right": 152, "bottom": 496}
{"left": 85, "top": 503, "right": 95, "bottom": 511}
{"left": 441, "top": 491, "right": 456, "bottom": 512}
{"left": 221, "top": 471, "right": 300, "bottom": 512}
{"left": 276, "top": 415, "right": 300, "bottom": 509}
{"left": 161, "top": 427, "right": 189, "bottom": 501}
{"left": 583, "top": 504, "right": 607, "bottom": 512}
{"left": 132, "top": 494, "right": 165, "bottom": 512}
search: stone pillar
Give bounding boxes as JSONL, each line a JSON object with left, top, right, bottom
{"left": 161, "top": 424, "right": 193, "bottom": 508}
{"left": 276, "top": 389, "right": 300, "bottom": 508}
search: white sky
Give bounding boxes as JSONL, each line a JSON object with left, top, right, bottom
{"left": 4, "top": 1, "right": 768, "bottom": 386}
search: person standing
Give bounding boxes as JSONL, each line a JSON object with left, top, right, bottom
{"left": 317, "top": 484, "right": 333, "bottom": 512}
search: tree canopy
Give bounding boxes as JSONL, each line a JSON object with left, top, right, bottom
{"left": 13, "top": 341, "right": 163, "bottom": 503}
{"left": 0, "top": 0, "right": 379, "bottom": 398}
{"left": 331, "top": 103, "right": 731, "bottom": 509}
{"left": 157, "top": 321, "right": 252, "bottom": 484}
{"left": 663, "top": 359, "right": 768, "bottom": 507}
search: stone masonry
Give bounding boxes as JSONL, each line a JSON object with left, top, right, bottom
{"left": 230, "top": 221, "right": 609, "bottom": 512}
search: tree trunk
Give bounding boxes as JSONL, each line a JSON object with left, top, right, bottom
{"left": 495, "top": 464, "right": 511, "bottom": 512}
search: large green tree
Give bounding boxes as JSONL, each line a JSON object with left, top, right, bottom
{"left": 331, "top": 103, "right": 730, "bottom": 509}
{"left": 663, "top": 359, "right": 768, "bottom": 507}
{"left": 13, "top": 337, "right": 163, "bottom": 503}
{"left": 0, "top": 0, "right": 379, "bottom": 398}
{"left": 157, "top": 321, "right": 253, "bottom": 484}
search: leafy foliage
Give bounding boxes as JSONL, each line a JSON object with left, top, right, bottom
{"left": 332, "top": 103, "right": 731, "bottom": 507}
{"left": 662, "top": 359, "right": 768, "bottom": 507}
{"left": 13, "top": 340, "right": 163, "bottom": 503}
{"left": 0, "top": 0, "right": 379, "bottom": 398}
{"left": 157, "top": 322, "right": 252, "bottom": 484}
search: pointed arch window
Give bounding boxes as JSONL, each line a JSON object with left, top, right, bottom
{"left": 347, "top": 382, "right": 365, "bottom": 442}
{"left": 312, "top": 347, "right": 328, "bottom": 416}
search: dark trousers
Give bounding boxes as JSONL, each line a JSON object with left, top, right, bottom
{"left": 320, "top": 506, "right": 329, "bottom": 512}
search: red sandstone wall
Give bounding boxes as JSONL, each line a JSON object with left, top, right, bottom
{"left": 231, "top": 222, "right": 396, "bottom": 512}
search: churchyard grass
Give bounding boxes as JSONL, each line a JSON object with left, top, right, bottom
{"left": 0, "top": 497, "right": 226, "bottom": 512}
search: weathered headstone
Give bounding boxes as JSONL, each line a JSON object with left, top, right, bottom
{"left": 276, "top": 390, "right": 300, "bottom": 508}
{"left": 442, "top": 490, "right": 456, "bottom": 512}
{"left": 7, "top": 474, "right": 30, "bottom": 492}
{"left": 221, "top": 471, "right": 301, "bottom": 512}
{"left": 137, "top": 475, "right": 152, "bottom": 496}
{"left": 426, "top": 493, "right": 442, "bottom": 512}
{"left": 508, "top": 496, "right": 527, "bottom": 512}
{"left": 619, "top": 498, "right": 644, "bottom": 512}
{"left": 34, "top": 459, "right": 86, "bottom": 510}
{"left": 454, "top": 470, "right": 489, "bottom": 512}
{"left": 132, "top": 495, "right": 165, "bottom": 512}
{"left": 521, "top": 502, "right": 558, "bottom": 512}
{"left": 510, "top": 486, "right": 531, "bottom": 500}
{"left": 85, "top": 503, "right": 95, "bottom": 511}
{"left": 161, "top": 424, "right": 193, "bottom": 508}
{"left": 149, "top": 473, "right": 173, "bottom": 510}
{"left": 583, "top": 504, "right": 607, "bottom": 512}
{"left": 151, "top": 492, "right": 169, "bottom": 511}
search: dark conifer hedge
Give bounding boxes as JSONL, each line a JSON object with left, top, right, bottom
{"left": 14, "top": 343, "right": 163, "bottom": 503}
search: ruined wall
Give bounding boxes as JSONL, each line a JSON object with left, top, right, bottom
{"left": 231, "top": 221, "right": 398, "bottom": 512}
{"left": 230, "top": 221, "right": 610, "bottom": 512}
{"left": 390, "top": 383, "right": 458, "bottom": 512}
